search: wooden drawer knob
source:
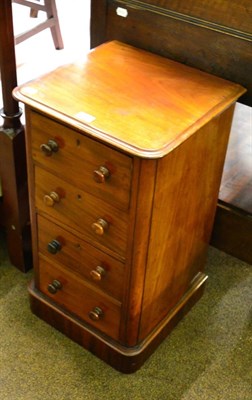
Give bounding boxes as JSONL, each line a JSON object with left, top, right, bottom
{"left": 47, "top": 279, "right": 62, "bottom": 294}
{"left": 88, "top": 306, "right": 104, "bottom": 321}
{"left": 43, "top": 191, "right": 60, "bottom": 207}
{"left": 93, "top": 166, "right": 110, "bottom": 183}
{"left": 40, "top": 139, "right": 59, "bottom": 156}
{"left": 47, "top": 239, "right": 62, "bottom": 254}
{"left": 90, "top": 266, "right": 106, "bottom": 281}
{"left": 91, "top": 218, "right": 108, "bottom": 236}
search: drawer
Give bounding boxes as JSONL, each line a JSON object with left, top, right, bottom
{"left": 35, "top": 167, "right": 128, "bottom": 259}
{"left": 37, "top": 215, "right": 125, "bottom": 301}
{"left": 30, "top": 110, "right": 132, "bottom": 211}
{"left": 38, "top": 256, "right": 121, "bottom": 340}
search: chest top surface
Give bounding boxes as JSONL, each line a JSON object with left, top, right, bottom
{"left": 13, "top": 41, "right": 245, "bottom": 158}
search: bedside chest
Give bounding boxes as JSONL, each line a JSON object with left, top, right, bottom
{"left": 13, "top": 41, "right": 245, "bottom": 373}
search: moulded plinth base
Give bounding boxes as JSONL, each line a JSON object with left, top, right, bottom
{"left": 28, "top": 273, "right": 207, "bottom": 373}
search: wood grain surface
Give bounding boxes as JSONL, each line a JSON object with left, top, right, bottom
{"left": 13, "top": 41, "right": 245, "bottom": 158}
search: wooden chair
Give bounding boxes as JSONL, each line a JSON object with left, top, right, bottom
{"left": 12, "top": 0, "right": 63, "bottom": 49}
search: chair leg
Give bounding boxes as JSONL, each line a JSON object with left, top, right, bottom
{"left": 29, "top": 0, "right": 39, "bottom": 17}
{"left": 30, "top": 8, "right": 38, "bottom": 18}
{"left": 44, "top": 0, "right": 64, "bottom": 50}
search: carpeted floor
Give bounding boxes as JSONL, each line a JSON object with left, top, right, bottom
{"left": 0, "top": 235, "right": 252, "bottom": 400}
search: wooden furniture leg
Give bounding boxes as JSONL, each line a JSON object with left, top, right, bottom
{"left": 0, "top": 0, "right": 32, "bottom": 271}
{"left": 211, "top": 103, "right": 252, "bottom": 264}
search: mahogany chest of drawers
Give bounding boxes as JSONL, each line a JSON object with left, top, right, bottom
{"left": 13, "top": 41, "right": 245, "bottom": 372}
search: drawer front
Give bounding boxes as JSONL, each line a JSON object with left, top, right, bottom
{"left": 37, "top": 215, "right": 125, "bottom": 301}
{"left": 30, "top": 111, "right": 132, "bottom": 211}
{"left": 38, "top": 257, "right": 121, "bottom": 340}
{"left": 35, "top": 167, "right": 128, "bottom": 258}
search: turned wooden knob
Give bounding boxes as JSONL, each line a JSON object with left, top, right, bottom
{"left": 90, "top": 266, "right": 106, "bottom": 281}
{"left": 47, "top": 279, "right": 62, "bottom": 294}
{"left": 40, "top": 139, "right": 59, "bottom": 156}
{"left": 47, "top": 239, "right": 62, "bottom": 254}
{"left": 91, "top": 218, "right": 108, "bottom": 236}
{"left": 88, "top": 306, "right": 104, "bottom": 321}
{"left": 93, "top": 165, "right": 110, "bottom": 183}
{"left": 43, "top": 191, "right": 60, "bottom": 207}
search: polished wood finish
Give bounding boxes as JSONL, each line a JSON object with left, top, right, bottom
{"left": 14, "top": 41, "right": 245, "bottom": 371}
{"left": 139, "top": 0, "right": 252, "bottom": 32}
{"left": 29, "top": 110, "right": 132, "bottom": 210}
{"left": 0, "top": 0, "right": 31, "bottom": 271}
{"left": 90, "top": 0, "right": 252, "bottom": 263}
{"left": 38, "top": 215, "right": 125, "bottom": 301}
{"left": 0, "top": 0, "right": 250, "bottom": 272}
{"left": 90, "top": 0, "right": 252, "bottom": 106}
{"left": 35, "top": 166, "right": 129, "bottom": 258}
{"left": 29, "top": 273, "right": 206, "bottom": 373}
{"left": 14, "top": 41, "right": 244, "bottom": 156}
{"left": 38, "top": 256, "right": 121, "bottom": 340}
{"left": 139, "top": 106, "right": 235, "bottom": 340}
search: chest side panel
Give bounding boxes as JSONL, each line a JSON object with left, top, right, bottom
{"left": 139, "top": 105, "right": 235, "bottom": 340}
